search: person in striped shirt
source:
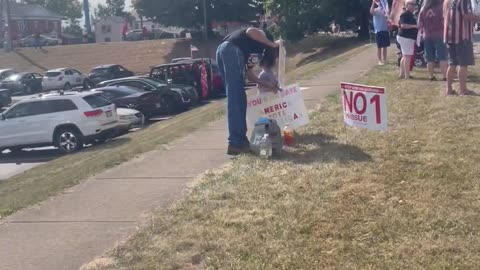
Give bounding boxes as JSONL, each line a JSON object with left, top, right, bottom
{"left": 444, "top": 0, "right": 480, "bottom": 95}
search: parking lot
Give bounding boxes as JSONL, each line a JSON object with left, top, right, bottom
{"left": 0, "top": 58, "right": 226, "bottom": 180}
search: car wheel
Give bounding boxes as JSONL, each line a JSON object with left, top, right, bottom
{"left": 63, "top": 83, "right": 72, "bottom": 91}
{"left": 24, "top": 86, "right": 32, "bottom": 95}
{"left": 82, "top": 80, "right": 90, "bottom": 90}
{"left": 161, "top": 95, "right": 175, "bottom": 114}
{"left": 55, "top": 128, "right": 83, "bottom": 154}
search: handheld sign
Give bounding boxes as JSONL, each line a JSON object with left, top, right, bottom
{"left": 247, "top": 84, "right": 309, "bottom": 129}
{"left": 341, "top": 82, "right": 388, "bottom": 131}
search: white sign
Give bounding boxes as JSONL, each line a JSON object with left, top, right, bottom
{"left": 341, "top": 82, "right": 388, "bottom": 131}
{"left": 278, "top": 40, "right": 286, "bottom": 88}
{"left": 247, "top": 84, "right": 309, "bottom": 129}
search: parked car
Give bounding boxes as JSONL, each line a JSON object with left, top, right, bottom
{"left": 139, "top": 75, "right": 199, "bottom": 106}
{"left": 117, "top": 108, "right": 144, "bottom": 131}
{"left": 43, "top": 68, "right": 90, "bottom": 91}
{"left": 0, "top": 69, "right": 17, "bottom": 82}
{"left": 88, "top": 64, "right": 135, "bottom": 86}
{"left": 0, "top": 92, "right": 119, "bottom": 154}
{"left": 19, "top": 34, "right": 62, "bottom": 47}
{"left": 125, "top": 30, "right": 144, "bottom": 41}
{"left": 0, "top": 72, "right": 43, "bottom": 95}
{"left": 150, "top": 59, "right": 225, "bottom": 99}
{"left": 92, "top": 86, "right": 164, "bottom": 118}
{"left": 0, "top": 89, "right": 12, "bottom": 108}
{"left": 96, "top": 77, "right": 193, "bottom": 114}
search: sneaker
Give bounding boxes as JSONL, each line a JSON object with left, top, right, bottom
{"left": 378, "top": 61, "right": 385, "bottom": 66}
{"left": 227, "top": 145, "right": 251, "bottom": 156}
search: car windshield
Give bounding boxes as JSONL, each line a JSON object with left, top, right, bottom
{"left": 104, "top": 87, "right": 142, "bottom": 97}
{"left": 91, "top": 68, "right": 109, "bottom": 75}
{"left": 46, "top": 72, "right": 62, "bottom": 77}
{"left": 83, "top": 94, "right": 112, "bottom": 108}
{"left": 143, "top": 78, "right": 166, "bottom": 87}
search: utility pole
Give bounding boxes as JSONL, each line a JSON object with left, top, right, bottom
{"left": 4, "top": 0, "right": 12, "bottom": 52}
{"left": 202, "top": 0, "right": 208, "bottom": 40}
{"left": 83, "top": 0, "right": 92, "bottom": 35}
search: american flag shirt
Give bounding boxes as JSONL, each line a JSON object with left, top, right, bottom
{"left": 444, "top": 0, "right": 474, "bottom": 44}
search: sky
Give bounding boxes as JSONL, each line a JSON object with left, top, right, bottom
{"left": 89, "top": 0, "right": 133, "bottom": 11}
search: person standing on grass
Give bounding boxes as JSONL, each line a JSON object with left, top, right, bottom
{"left": 418, "top": 0, "right": 448, "bottom": 81}
{"left": 397, "top": 0, "right": 419, "bottom": 79}
{"left": 216, "top": 28, "right": 282, "bottom": 156}
{"left": 371, "top": 0, "right": 391, "bottom": 65}
{"left": 444, "top": 0, "right": 479, "bottom": 95}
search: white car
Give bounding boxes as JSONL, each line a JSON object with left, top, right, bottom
{"left": 0, "top": 92, "right": 119, "bottom": 154}
{"left": 43, "top": 68, "right": 90, "bottom": 91}
{"left": 117, "top": 108, "right": 144, "bottom": 131}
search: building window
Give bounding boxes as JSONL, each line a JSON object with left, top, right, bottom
{"left": 101, "top": 25, "right": 112, "bottom": 33}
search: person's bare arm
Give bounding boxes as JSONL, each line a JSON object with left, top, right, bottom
{"left": 370, "top": 0, "right": 377, "bottom": 16}
{"left": 400, "top": 23, "right": 418, "bottom": 29}
{"left": 246, "top": 69, "right": 281, "bottom": 91}
{"left": 464, "top": 13, "right": 480, "bottom": 21}
{"left": 417, "top": 11, "right": 424, "bottom": 31}
{"left": 245, "top": 28, "right": 278, "bottom": 48}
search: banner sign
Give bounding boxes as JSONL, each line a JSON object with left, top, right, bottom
{"left": 341, "top": 83, "right": 388, "bottom": 131}
{"left": 247, "top": 84, "right": 309, "bottom": 129}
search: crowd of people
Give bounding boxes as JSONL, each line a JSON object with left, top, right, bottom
{"left": 371, "top": 0, "right": 479, "bottom": 96}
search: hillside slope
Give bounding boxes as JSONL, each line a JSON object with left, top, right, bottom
{"left": 0, "top": 39, "right": 217, "bottom": 75}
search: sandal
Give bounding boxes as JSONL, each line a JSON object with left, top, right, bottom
{"left": 459, "top": 90, "right": 477, "bottom": 96}
{"left": 445, "top": 90, "right": 458, "bottom": 96}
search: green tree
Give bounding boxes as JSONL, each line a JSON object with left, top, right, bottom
{"left": 23, "top": 0, "right": 82, "bottom": 23}
{"left": 133, "top": 0, "right": 258, "bottom": 32}
{"left": 95, "top": 0, "right": 126, "bottom": 18}
{"left": 63, "top": 23, "right": 83, "bottom": 37}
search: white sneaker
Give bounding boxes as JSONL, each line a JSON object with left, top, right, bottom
{"left": 378, "top": 61, "right": 385, "bottom": 66}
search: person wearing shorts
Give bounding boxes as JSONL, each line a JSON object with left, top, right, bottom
{"left": 370, "top": 0, "right": 391, "bottom": 65}
{"left": 444, "top": 0, "right": 480, "bottom": 96}
{"left": 418, "top": 0, "right": 448, "bottom": 81}
{"left": 397, "top": 0, "right": 418, "bottom": 79}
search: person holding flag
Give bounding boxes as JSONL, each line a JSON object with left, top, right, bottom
{"left": 371, "top": 0, "right": 391, "bottom": 65}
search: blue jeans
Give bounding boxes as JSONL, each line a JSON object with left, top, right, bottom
{"left": 216, "top": 41, "right": 249, "bottom": 148}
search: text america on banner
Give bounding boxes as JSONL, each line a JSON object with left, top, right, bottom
{"left": 247, "top": 84, "right": 309, "bottom": 130}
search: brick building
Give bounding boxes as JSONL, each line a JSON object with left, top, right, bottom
{"left": 1, "top": 2, "right": 64, "bottom": 40}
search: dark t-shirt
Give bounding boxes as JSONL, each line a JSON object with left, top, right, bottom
{"left": 398, "top": 10, "right": 418, "bottom": 40}
{"left": 223, "top": 28, "right": 267, "bottom": 68}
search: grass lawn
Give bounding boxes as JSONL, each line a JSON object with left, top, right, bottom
{"left": 0, "top": 36, "right": 361, "bottom": 219}
{"left": 83, "top": 61, "right": 480, "bottom": 269}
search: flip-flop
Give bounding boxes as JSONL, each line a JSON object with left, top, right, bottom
{"left": 459, "top": 90, "right": 477, "bottom": 96}
{"left": 445, "top": 90, "right": 458, "bottom": 96}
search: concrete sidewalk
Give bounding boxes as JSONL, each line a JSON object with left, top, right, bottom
{"left": 0, "top": 44, "right": 379, "bottom": 270}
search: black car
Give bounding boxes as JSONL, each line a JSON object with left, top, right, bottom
{"left": 0, "top": 89, "right": 12, "bottom": 108}
{"left": 140, "top": 76, "right": 199, "bottom": 106}
{"left": 88, "top": 64, "right": 135, "bottom": 86}
{"left": 0, "top": 69, "right": 17, "bottom": 82}
{"left": 92, "top": 86, "right": 164, "bottom": 118}
{"left": 96, "top": 77, "right": 191, "bottom": 114}
{"left": 0, "top": 72, "right": 43, "bottom": 95}
{"left": 149, "top": 59, "right": 224, "bottom": 100}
